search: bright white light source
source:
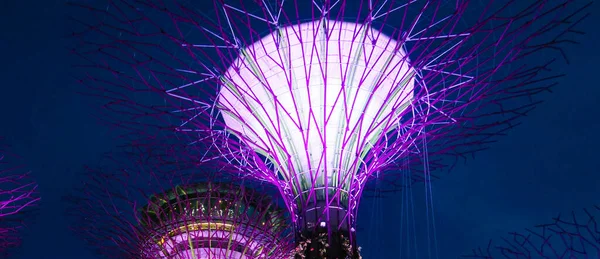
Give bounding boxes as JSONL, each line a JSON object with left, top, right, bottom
{"left": 219, "top": 19, "right": 415, "bottom": 198}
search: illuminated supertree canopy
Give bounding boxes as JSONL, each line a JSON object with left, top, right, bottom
{"left": 462, "top": 205, "right": 600, "bottom": 258}
{"left": 66, "top": 143, "right": 295, "bottom": 259}
{"left": 0, "top": 137, "right": 40, "bottom": 254}
{"left": 69, "top": 0, "right": 590, "bottom": 258}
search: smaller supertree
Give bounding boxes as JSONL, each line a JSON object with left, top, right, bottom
{"left": 66, "top": 142, "right": 295, "bottom": 258}
{"left": 0, "top": 137, "right": 39, "bottom": 253}
{"left": 462, "top": 205, "right": 600, "bottom": 259}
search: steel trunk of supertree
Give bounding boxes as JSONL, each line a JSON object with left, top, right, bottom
{"left": 463, "top": 205, "right": 600, "bottom": 258}
{"left": 0, "top": 137, "right": 39, "bottom": 254}
{"left": 68, "top": 0, "right": 591, "bottom": 258}
{"left": 66, "top": 143, "right": 295, "bottom": 258}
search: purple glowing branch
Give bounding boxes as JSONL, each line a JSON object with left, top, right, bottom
{"left": 65, "top": 142, "right": 295, "bottom": 258}
{"left": 70, "top": 0, "right": 590, "bottom": 188}
{"left": 0, "top": 138, "right": 40, "bottom": 253}
{"left": 0, "top": 173, "right": 38, "bottom": 218}
{"left": 463, "top": 206, "right": 600, "bottom": 259}
{"left": 67, "top": 1, "right": 590, "bottom": 257}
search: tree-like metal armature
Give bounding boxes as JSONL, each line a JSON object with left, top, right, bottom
{"left": 0, "top": 137, "right": 39, "bottom": 253}
{"left": 463, "top": 205, "right": 600, "bottom": 258}
{"left": 69, "top": 1, "right": 590, "bottom": 257}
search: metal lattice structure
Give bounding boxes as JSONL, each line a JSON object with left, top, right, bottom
{"left": 69, "top": 0, "right": 590, "bottom": 257}
{"left": 66, "top": 143, "right": 295, "bottom": 258}
{"left": 463, "top": 205, "right": 600, "bottom": 259}
{"left": 0, "top": 137, "right": 39, "bottom": 254}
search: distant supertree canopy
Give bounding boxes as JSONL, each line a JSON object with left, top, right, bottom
{"left": 0, "top": 138, "right": 39, "bottom": 253}
{"left": 69, "top": 0, "right": 590, "bottom": 258}
{"left": 66, "top": 143, "right": 295, "bottom": 258}
{"left": 463, "top": 206, "right": 600, "bottom": 259}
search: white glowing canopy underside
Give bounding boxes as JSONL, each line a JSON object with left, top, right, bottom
{"left": 219, "top": 19, "right": 415, "bottom": 192}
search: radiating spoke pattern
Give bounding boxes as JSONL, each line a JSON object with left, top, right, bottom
{"left": 68, "top": 0, "right": 590, "bottom": 257}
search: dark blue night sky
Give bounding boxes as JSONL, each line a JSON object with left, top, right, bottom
{"left": 0, "top": 1, "right": 598, "bottom": 258}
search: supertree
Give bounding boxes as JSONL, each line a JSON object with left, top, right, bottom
{"left": 69, "top": 0, "right": 590, "bottom": 258}
{"left": 462, "top": 205, "right": 600, "bottom": 258}
{"left": 0, "top": 137, "right": 40, "bottom": 254}
{"left": 65, "top": 142, "right": 295, "bottom": 258}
